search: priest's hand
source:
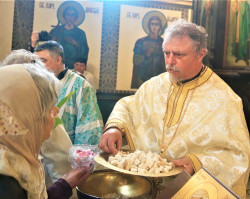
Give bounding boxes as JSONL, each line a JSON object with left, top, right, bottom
{"left": 173, "top": 157, "right": 194, "bottom": 175}
{"left": 98, "top": 128, "right": 122, "bottom": 155}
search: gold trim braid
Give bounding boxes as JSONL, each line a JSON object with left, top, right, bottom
{"left": 163, "top": 66, "right": 213, "bottom": 128}
{"left": 186, "top": 154, "right": 202, "bottom": 173}
{"left": 104, "top": 122, "right": 125, "bottom": 136}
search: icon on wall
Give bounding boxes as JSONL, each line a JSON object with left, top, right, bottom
{"left": 33, "top": 0, "right": 103, "bottom": 89}
{"left": 131, "top": 11, "right": 167, "bottom": 89}
{"left": 116, "top": 5, "right": 188, "bottom": 91}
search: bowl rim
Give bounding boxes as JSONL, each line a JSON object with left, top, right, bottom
{"left": 76, "top": 169, "right": 153, "bottom": 198}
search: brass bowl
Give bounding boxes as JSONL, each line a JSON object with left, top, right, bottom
{"left": 77, "top": 170, "right": 152, "bottom": 199}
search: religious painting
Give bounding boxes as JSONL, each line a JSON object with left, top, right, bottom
{"left": 195, "top": 0, "right": 218, "bottom": 67}
{"left": 116, "top": 4, "right": 192, "bottom": 91}
{"left": 0, "top": 0, "right": 15, "bottom": 61}
{"left": 224, "top": 0, "right": 249, "bottom": 68}
{"left": 33, "top": 0, "right": 103, "bottom": 89}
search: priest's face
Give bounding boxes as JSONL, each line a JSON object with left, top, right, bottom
{"left": 163, "top": 35, "right": 206, "bottom": 82}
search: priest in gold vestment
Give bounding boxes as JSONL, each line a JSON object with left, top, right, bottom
{"left": 99, "top": 19, "right": 250, "bottom": 198}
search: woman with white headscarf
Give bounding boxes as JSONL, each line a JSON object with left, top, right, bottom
{"left": 0, "top": 63, "right": 90, "bottom": 199}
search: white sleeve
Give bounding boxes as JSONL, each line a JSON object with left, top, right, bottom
{"left": 40, "top": 124, "right": 72, "bottom": 183}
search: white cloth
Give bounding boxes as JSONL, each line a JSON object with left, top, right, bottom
{"left": 41, "top": 124, "right": 72, "bottom": 184}
{"left": 83, "top": 70, "right": 97, "bottom": 90}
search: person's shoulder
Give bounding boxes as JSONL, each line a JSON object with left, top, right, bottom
{"left": 136, "top": 36, "right": 149, "bottom": 43}
{"left": 50, "top": 25, "right": 64, "bottom": 33}
{"left": 137, "top": 72, "right": 169, "bottom": 91}
{"left": 210, "top": 71, "right": 242, "bottom": 102}
{"left": 151, "top": 72, "right": 169, "bottom": 85}
{"left": 69, "top": 70, "right": 93, "bottom": 89}
{"left": 84, "top": 70, "right": 94, "bottom": 78}
{"left": 68, "top": 70, "right": 84, "bottom": 81}
{"left": 134, "top": 36, "right": 150, "bottom": 51}
{"left": 74, "top": 26, "right": 86, "bottom": 34}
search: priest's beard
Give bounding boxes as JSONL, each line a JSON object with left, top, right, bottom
{"left": 166, "top": 64, "right": 183, "bottom": 83}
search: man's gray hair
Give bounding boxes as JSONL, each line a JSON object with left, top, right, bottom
{"left": 35, "top": 40, "right": 65, "bottom": 63}
{"left": 162, "top": 19, "right": 208, "bottom": 54}
{"left": 1, "top": 49, "right": 44, "bottom": 67}
{"left": 1, "top": 49, "right": 59, "bottom": 122}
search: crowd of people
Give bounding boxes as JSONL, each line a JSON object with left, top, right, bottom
{"left": 0, "top": 18, "right": 249, "bottom": 199}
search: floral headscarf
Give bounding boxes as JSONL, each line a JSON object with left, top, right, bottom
{"left": 0, "top": 64, "right": 47, "bottom": 199}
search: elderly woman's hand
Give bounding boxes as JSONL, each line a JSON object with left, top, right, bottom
{"left": 62, "top": 167, "right": 91, "bottom": 189}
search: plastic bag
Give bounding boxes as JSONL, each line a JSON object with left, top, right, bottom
{"left": 68, "top": 144, "right": 100, "bottom": 172}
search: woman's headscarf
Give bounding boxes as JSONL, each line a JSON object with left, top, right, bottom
{"left": 0, "top": 64, "right": 47, "bottom": 199}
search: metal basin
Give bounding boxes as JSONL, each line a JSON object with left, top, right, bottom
{"left": 77, "top": 170, "right": 152, "bottom": 199}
